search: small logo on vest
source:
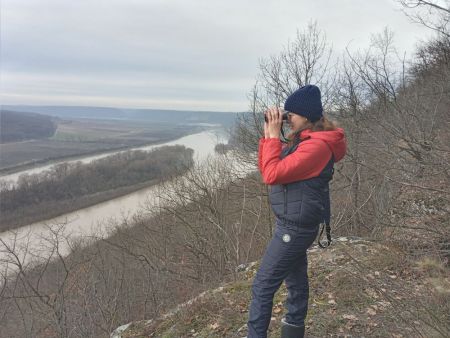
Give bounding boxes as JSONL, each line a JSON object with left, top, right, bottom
{"left": 282, "top": 234, "right": 291, "bottom": 243}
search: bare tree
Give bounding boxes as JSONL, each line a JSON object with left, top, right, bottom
{"left": 0, "top": 222, "right": 89, "bottom": 338}
{"left": 398, "top": 0, "right": 450, "bottom": 37}
{"left": 233, "top": 21, "right": 336, "bottom": 167}
{"left": 134, "top": 154, "right": 272, "bottom": 284}
{"left": 333, "top": 56, "right": 371, "bottom": 234}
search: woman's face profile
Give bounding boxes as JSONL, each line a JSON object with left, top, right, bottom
{"left": 288, "top": 113, "right": 309, "bottom": 132}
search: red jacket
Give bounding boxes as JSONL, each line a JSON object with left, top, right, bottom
{"left": 258, "top": 128, "right": 347, "bottom": 185}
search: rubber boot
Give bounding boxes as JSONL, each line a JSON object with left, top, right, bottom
{"left": 280, "top": 318, "right": 305, "bottom": 338}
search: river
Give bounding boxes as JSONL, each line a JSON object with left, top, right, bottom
{"left": 0, "top": 128, "right": 255, "bottom": 278}
{"left": 0, "top": 125, "right": 225, "bottom": 186}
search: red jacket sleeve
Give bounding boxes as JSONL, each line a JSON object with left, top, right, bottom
{"left": 259, "top": 138, "right": 332, "bottom": 185}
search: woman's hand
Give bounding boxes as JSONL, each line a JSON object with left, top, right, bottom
{"left": 265, "top": 107, "right": 283, "bottom": 139}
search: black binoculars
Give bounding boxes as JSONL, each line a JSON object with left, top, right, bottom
{"left": 264, "top": 112, "right": 289, "bottom": 123}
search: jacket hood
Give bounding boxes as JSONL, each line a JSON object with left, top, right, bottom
{"left": 299, "top": 128, "right": 347, "bottom": 162}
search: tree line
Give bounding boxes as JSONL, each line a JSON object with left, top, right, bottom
{"left": 0, "top": 145, "right": 194, "bottom": 230}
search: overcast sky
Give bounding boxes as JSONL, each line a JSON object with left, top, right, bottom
{"left": 0, "top": 0, "right": 436, "bottom": 112}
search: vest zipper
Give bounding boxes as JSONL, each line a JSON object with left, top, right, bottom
{"left": 283, "top": 185, "right": 287, "bottom": 215}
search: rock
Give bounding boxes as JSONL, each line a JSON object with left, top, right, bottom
{"left": 110, "top": 323, "right": 131, "bottom": 338}
{"left": 236, "top": 263, "right": 247, "bottom": 272}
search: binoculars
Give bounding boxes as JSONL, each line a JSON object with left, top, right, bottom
{"left": 264, "top": 111, "right": 289, "bottom": 123}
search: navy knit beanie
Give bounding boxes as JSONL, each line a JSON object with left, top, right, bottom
{"left": 284, "top": 84, "right": 323, "bottom": 122}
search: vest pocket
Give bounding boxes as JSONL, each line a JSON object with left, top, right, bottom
{"left": 299, "top": 190, "right": 323, "bottom": 226}
{"left": 283, "top": 185, "right": 287, "bottom": 215}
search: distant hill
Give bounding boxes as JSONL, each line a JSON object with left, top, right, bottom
{"left": 0, "top": 110, "right": 57, "bottom": 143}
{"left": 2, "top": 105, "right": 239, "bottom": 127}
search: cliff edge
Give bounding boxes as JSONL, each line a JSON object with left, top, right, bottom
{"left": 111, "top": 236, "right": 449, "bottom": 337}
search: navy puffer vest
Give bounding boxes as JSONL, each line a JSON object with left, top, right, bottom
{"left": 269, "top": 137, "right": 334, "bottom": 227}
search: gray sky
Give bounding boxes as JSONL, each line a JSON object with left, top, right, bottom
{"left": 1, "top": 0, "right": 435, "bottom": 112}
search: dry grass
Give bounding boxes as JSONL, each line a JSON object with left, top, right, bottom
{"left": 114, "top": 237, "right": 449, "bottom": 338}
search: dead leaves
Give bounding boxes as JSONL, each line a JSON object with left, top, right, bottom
{"left": 208, "top": 322, "right": 219, "bottom": 330}
{"left": 273, "top": 301, "right": 283, "bottom": 314}
{"left": 366, "top": 307, "right": 377, "bottom": 316}
{"left": 342, "top": 314, "right": 358, "bottom": 321}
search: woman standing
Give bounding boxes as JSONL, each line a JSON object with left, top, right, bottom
{"left": 247, "top": 85, "right": 347, "bottom": 338}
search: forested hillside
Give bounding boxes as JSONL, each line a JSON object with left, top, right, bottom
{"left": 0, "top": 110, "right": 57, "bottom": 143}
{"left": 1, "top": 106, "right": 238, "bottom": 127}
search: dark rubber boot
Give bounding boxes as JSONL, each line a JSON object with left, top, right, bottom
{"left": 281, "top": 318, "right": 305, "bottom": 338}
